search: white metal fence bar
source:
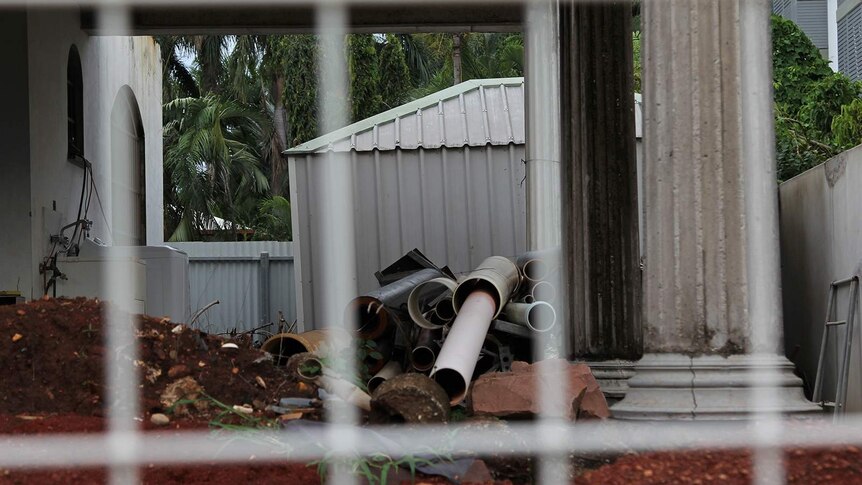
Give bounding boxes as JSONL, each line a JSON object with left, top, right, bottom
{"left": 2, "top": 418, "right": 861, "bottom": 470}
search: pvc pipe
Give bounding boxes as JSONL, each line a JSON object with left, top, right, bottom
{"left": 515, "top": 248, "right": 560, "bottom": 282}
{"left": 434, "top": 297, "right": 456, "bottom": 322}
{"left": 347, "top": 268, "right": 442, "bottom": 339}
{"left": 294, "top": 356, "right": 372, "bottom": 411}
{"left": 318, "top": 369, "right": 372, "bottom": 411}
{"left": 411, "top": 328, "right": 442, "bottom": 372}
{"left": 530, "top": 280, "right": 557, "bottom": 303}
{"left": 408, "top": 277, "right": 458, "bottom": 330}
{"left": 452, "top": 256, "right": 521, "bottom": 319}
{"left": 261, "top": 329, "right": 346, "bottom": 366}
{"left": 367, "top": 360, "right": 402, "bottom": 393}
{"left": 500, "top": 301, "right": 557, "bottom": 332}
{"left": 431, "top": 289, "right": 497, "bottom": 405}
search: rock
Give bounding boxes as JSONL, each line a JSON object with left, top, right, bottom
{"left": 160, "top": 376, "right": 207, "bottom": 415}
{"left": 370, "top": 373, "right": 450, "bottom": 424}
{"left": 470, "top": 359, "right": 610, "bottom": 420}
{"left": 171, "top": 325, "right": 185, "bottom": 335}
{"left": 150, "top": 413, "right": 170, "bottom": 426}
{"left": 232, "top": 404, "right": 253, "bottom": 415}
{"left": 167, "top": 364, "right": 190, "bottom": 379}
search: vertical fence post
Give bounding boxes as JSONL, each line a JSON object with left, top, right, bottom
{"left": 260, "top": 251, "right": 271, "bottom": 327}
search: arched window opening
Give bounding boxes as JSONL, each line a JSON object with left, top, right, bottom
{"left": 67, "top": 45, "right": 84, "bottom": 162}
{"left": 110, "top": 86, "right": 146, "bottom": 246}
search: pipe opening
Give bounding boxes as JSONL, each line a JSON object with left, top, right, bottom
{"left": 350, "top": 297, "right": 389, "bottom": 338}
{"left": 433, "top": 368, "right": 467, "bottom": 405}
{"left": 261, "top": 337, "right": 310, "bottom": 366}
{"left": 531, "top": 281, "right": 556, "bottom": 303}
{"left": 522, "top": 259, "right": 549, "bottom": 282}
{"left": 527, "top": 302, "right": 556, "bottom": 332}
{"left": 453, "top": 279, "right": 500, "bottom": 315}
{"left": 434, "top": 298, "right": 456, "bottom": 321}
{"left": 411, "top": 346, "right": 437, "bottom": 371}
{"left": 296, "top": 356, "right": 324, "bottom": 380}
{"left": 367, "top": 376, "right": 386, "bottom": 393}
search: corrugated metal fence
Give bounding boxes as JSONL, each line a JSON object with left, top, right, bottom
{"left": 168, "top": 241, "right": 297, "bottom": 337}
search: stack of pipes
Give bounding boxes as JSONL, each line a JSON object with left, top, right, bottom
{"left": 262, "top": 249, "right": 561, "bottom": 407}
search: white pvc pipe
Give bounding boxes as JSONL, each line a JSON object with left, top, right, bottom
{"left": 367, "top": 360, "right": 403, "bottom": 393}
{"left": 318, "top": 368, "right": 372, "bottom": 412}
{"left": 531, "top": 280, "right": 557, "bottom": 303}
{"left": 408, "top": 277, "right": 458, "bottom": 330}
{"left": 500, "top": 301, "right": 557, "bottom": 332}
{"left": 431, "top": 290, "right": 497, "bottom": 404}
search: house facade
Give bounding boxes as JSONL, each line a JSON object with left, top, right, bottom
{"left": 0, "top": 10, "right": 163, "bottom": 301}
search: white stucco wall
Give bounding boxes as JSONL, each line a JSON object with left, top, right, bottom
{"left": 24, "top": 10, "right": 163, "bottom": 299}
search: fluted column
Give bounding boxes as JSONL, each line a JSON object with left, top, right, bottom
{"left": 612, "top": 0, "right": 819, "bottom": 419}
{"left": 560, "top": 1, "right": 641, "bottom": 362}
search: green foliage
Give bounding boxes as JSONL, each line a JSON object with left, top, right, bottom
{"left": 163, "top": 94, "right": 270, "bottom": 241}
{"left": 833, "top": 98, "right": 862, "bottom": 150}
{"left": 798, "top": 74, "right": 862, "bottom": 137}
{"left": 771, "top": 15, "right": 862, "bottom": 180}
{"left": 378, "top": 34, "right": 413, "bottom": 110}
{"left": 310, "top": 451, "right": 448, "bottom": 485}
{"left": 283, "top": 35, "right": 320, "bottom": 146}
{"left": 772, "top": 15, "right": 833, "bottom": 110}
{"left": 632, "top": 32, "right": 641, "bottom": 94}
{"left": 348, "top": 34, "right": 383, "bottom": 121}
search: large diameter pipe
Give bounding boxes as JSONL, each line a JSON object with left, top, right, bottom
{"left": 347, "top": 268, "right": 443, "bottom": 339}
{"left": 452, "top": 256, "right": 520, "bottom": 319}
{"left": 367, "top": 360, "right": 403, "bottom": 393}
{"left": 408, "top": 277, "right": 458, "bottom": 330}
{"left": 411, "top": 328, "right": 442, "bottom": 372}
{"left": 431, "top": 290, "right": 497, "bottom": 405}
{"left": 261, "top": 329, "right": 346, "bottom": 366}
{"left": 500, "top": 301, "right": 556, "bottom": 332}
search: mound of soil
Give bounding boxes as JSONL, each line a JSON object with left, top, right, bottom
{"left": 0, "top": 297, "right": 311, "bottom": 417}
{"left": 575, "top": 446, "right": 862, "bottom": 484}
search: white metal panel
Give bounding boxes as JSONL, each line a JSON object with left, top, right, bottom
{"left": 168, "top": 241, "right": 296, "bottom": 336}
{"left": 798, "top": 0, "right": 829, "bottom": 49}
{"left": 838, "top": 2, "right": 862, "bottom": 80}
{"left": 291, "top": 145, "right": 527, "bottom": 329}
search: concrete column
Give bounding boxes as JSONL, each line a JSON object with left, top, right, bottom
{"left": 612, "top": 0, "right": 819, "bottom": 419}
{"left": 560, "top": 1, "right": 641, "bottom": 363}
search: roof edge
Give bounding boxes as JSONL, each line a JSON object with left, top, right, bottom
{"left": 285, "top": 77, "right": 525, "bottom": 155}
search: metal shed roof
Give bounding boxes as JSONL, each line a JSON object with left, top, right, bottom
{"left": 286, "top": 77, "right": 642, "bottom": 154}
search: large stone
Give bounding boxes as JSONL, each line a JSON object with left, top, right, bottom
{"left": 470, "top": 359, "right": 610, "bottom": 420}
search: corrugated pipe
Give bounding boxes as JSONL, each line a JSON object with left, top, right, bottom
{"left": 499, "top": 301, "right": 556, "bottom": 332}
{"left": 367, "top": 360, "right": 402, "bottom": 393}
{"left": 347, "top": 268, "right": 443, "bottom": 339}
{"left": 530, "top": 280, "right": 557, "bottom": 303}
{"left": 407, "top": 276, "right": 458, "bottom": 330}
{"left": 431, "top": 289, "right": 500, "bottom": 404}
{"left": 411, "top": 328, "right": 442, "bottom": 372}
{"left": 262, "top": 329, "right": 344, "bottom": 366}
{"left": 295, "top": 356, "right": 372, "bottom": 411}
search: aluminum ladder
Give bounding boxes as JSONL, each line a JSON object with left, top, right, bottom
{"left": 813, "top": 275, "right": 860, "bottom": 422}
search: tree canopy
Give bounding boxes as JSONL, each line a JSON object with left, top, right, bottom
{"left": 159, "top": 33, "right": 524, "bottom": 241}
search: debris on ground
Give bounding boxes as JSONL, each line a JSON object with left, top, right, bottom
{"left": 471, "top": 359, "right": 609, "bottom": 420}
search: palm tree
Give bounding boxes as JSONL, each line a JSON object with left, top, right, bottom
{"left": 163, "top": 94, "right": 270, "bottom": 241}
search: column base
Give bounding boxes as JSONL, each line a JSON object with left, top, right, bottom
{"left": 585, "top": 360, "right": 637, "bottom": 405}
{"left": 611, "top": 353, "right": 824, "bottom": 420}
